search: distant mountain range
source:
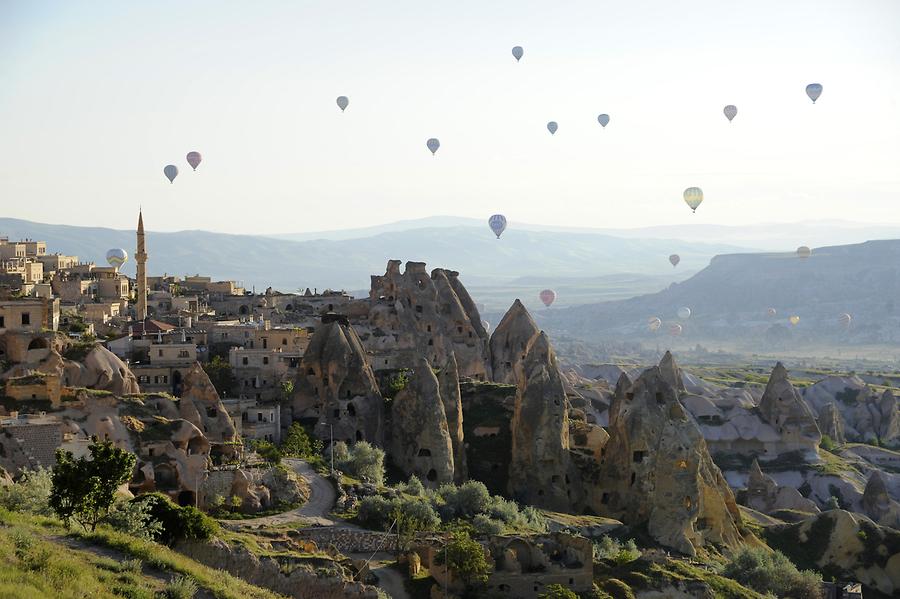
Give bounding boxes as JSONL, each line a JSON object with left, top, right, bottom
{"left": 0, "top": 218, "right": 746, "bottom": 308}
{"left": 533, "top": 239, "right": 900, "bottom": 350}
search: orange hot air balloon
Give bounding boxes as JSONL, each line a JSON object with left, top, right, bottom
{"left": 539, "top": 289, "right": 557, "bottom": 307}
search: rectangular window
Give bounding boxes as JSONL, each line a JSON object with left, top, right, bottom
{"left": 158, "top": 349, "right": 163, "bottom": 357}
{"left": 242, "top": 357, "right": 248, "bottom": 365}
{"left": 0, "top": 316, "right": 4, "bottom": 327}
{"left": 21, "top": 313, "right": 31, "bottom": 326}
{"left": 263, "top": 357, "right": 269, "bottom": 365}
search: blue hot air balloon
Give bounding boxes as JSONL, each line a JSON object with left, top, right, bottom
{"left": 164, "top": 165, "right": 178, "bottom": 183}
{"left": 488, "top": 214, "right": 507, "bottom": 239}
{"left": 426, "top": 138, "right": 440, "bottom": 155}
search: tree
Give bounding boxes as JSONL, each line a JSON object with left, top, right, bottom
{"left": 252, "top": 439, "right": 282, "bottom": 465}
{"left": 436, "top": 529, "right": 491, "bottom": 588}
{"left": 539, "top": 584, "right": 579, "bottom": 599}
{"left": 49, "top": 439, "right": 136, "bottom": 531}
{"left": 392, "top": 498, "right": 441, "bottom": 549}
{"left": 335, "top": 441, "right": 385, "bottom": 486}
{"left": 202, "top": 355, "right": 236, "bottom": 397}
{"left": 280, "top": 422, "right": 322, "bottom": 459}
{"left": 280, "top": 380, "right": 294, "bottom": 401}
{"left": 722, "top": 546, "right": 823, "bottom": 599}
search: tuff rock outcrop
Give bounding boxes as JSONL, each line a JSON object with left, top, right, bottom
{"left": 508, "top": 332, "right": 571, "bottom": 511}
{"left": 179, "top": 362, "right": 239, "bottom": 447}
{"left": 31, "top": 346, "right": 140, "bottom": 395}
{"left": 362, "top": 261, "right": 490, "bottom": 379}
{"left": 861, "top": 470, "right": 900, "bottom": 528}
{"left": 591, "top": 358, "right": 744, "bottom": 556}
{"left": 757, "top": 363, "right": 821, "bottom": 458}
{"left": 292, "top": 316, "right": 384, "bottom": 446}
{"left": 489, "top": 299, "right": 540, "bottom": 385}
{"left": 817, "top": 401, "right": 846, "bottom": 445}
{"left": 745, "top": 459, "right": 819, "bottom": 515}
{"left": 388, "top": 358, "right": 456, "bottom": 486}
{"left": 437, "top": 354, "right": 467, "bottom": 482}
{"left": 875, "top": 389, "right": 899, "bottom": 447}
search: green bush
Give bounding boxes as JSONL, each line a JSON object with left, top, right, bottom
{"left": 403, "top": 475, "right": 425, "bottom": 497}
{"left": 721, "top": 546, "right": 822, "bottom": 599}
{"left": 539, "top": 584, "right": 578, "bottom": 599}
{"left": 164, "top": 574, "right": 199, "bottom": 599}
{"left": 106, "top": 498, "right": 163, "bottom": 541}
{"left": 335, "top": 441, "right": 385, "bottom": 486}
{"left": 0, "top": 467, "right": 53, "bottom": 516}
{"left": 279, "top": 422, "right": 322, "bottom": 459}
{"left": 131, "top": 493, "right": 218, "bottom": 546}
{"left": 593, "top": 536, "right": 641, "bottom": 565}
{"left": 597, "top": 579, "right": 635, "bottom": 599}
{"left": 820, "top": 435, "right": 836, "bottom": 452}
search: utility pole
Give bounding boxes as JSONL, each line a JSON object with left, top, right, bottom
{"left": 329, "top": 423, "right": 335, "bottom": 477}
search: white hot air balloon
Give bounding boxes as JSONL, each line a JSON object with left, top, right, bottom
{"left": 806, "top": 83, "right": 823, "bottom": 103}
{"left": 512, "top": 46, "right": 524, "bottom": 62}
{"left": 426, "top": 138, "right": 440, "bottom": 155}
{"left": 677, "top": 307, "right": 692, "bottom": 320}
{"left": 797, "top": 246, "right": 812, "bottom": 259}
{"left": 106, "top": 248, "right": 128, "bottom": 269}
{"left": 547, "top": 121, "right": 558, "bottom": 135}
{"left": 488, "top": 214, "right": 507, "bottom": 238}
{"left": 723, "top": 105, "right": 737, "bottom": 122}
{"left": 683, "top": 187, "right": 703, "bottom": 213}
{"left": 336, "top": 96, "right": 349, "bottom": 112}
{"left": 597, "top": 114, "right": 610, "bottom": 127}
{"left": 648, "top": 317, "right": 662, "bottom": 332}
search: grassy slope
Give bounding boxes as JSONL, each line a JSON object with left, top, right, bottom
{"left": 0, "top": 508, "right": 285, "bottom": 599}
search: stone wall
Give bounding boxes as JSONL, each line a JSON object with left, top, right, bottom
{"left": 293, "top": 527, "right": 398, "bottom": 554}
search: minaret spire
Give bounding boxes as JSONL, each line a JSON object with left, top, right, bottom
{"left": 135, "top": 209, "right": 148, "bottom": 321}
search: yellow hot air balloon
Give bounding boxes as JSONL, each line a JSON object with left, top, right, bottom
{"left": 683, "top": 187, "right": 703, "bottom": 213}
{"left": 789, "top": 315, "right": 800, "bottom": 326}
{"left": 648, "top": 317, "right": 662, "bottom": 332}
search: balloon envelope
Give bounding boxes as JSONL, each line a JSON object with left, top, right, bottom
{"left": 426, "top": 138, "right": 440, "bottom": 155}
{"left": 164, "top": 165, "right": 178, "bottom": 183}
{"left": 597, "top": 114, "right": 610, "bottom": 127}
{"left": 723, "top": 105, "right": 737, "bottom": 122}
{"left": 789, "top": 315, "right": 800, "bottom": 326}
{"left": 539, "top": 289, "right": 557, "bottom": 307}
{"left": 797, "top": 246, "right": 812, "bottom": 259}
{"left": 106, "top": 248, "right": 128, "bottom": 268}
{"left": 669, "top": 323, "right": 683, "bottom": 336}
{"left": 806, "top": 83, "right": 823, "bottom": 103}
{"left": 336, "top": 96, "right": 349, "bottom": 111}
{"left": 512, "top": 46, "right": 524, "bottom": 61}
{"left": 547, "top": 121, "right": 558, "bottom": 134}
{"left": 488, "top": 214, "right": 507, "bottom": 238}
{"left": 648, "top": 317, "right": 662, "bottom": 332}
{"left": 677, "top": 307, "right": 692, "bottom": 320}
{"left": 838, "top": 313, "right": 852, "bottom": 327}
{"left": 683, "top": 187, "right": 703, "bottom": 212}
{"left": 186, "top": 152, "right": 201, "bottom": 171}
{"left": 669, "top": 254, "right": 680, "bottom": 267}
{"left": 767, "top": 308, "right": 777, "bottom": 317}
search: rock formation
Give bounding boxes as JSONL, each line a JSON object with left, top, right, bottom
{"left": 757, "top": 363, "right": 821, "bottom": 457}
{"left": 81, "top": 345, "right": 141, "bottom": 395}
{"left": 745, "top": 459, "right": 819, "bottom": 515}
{"left": 817, "top": 401, "right": 846, "bottom": 445}
{"left": 292, "top": 315, "right": 384, "bottom": 446}
{"left": 389, "top": 358, "right": 456, "bottom": 486}
{"left": 177, "top": 363, "right": 240, "bottom": 459}
{"left": 362, "top": 261, "right": 490, "bottom": 379}
{"left": 592, "top": 358, "right": 744, "bottom": 556}
{"left": 875, "top": 389, "right": 899, "bottom": 447}
{"left": 508, "top": 332, "right": 571, "bottom": 511}
{"left": 437, "top": 354, "right": 467, "bottom": 482}
{"left": 861, "top": 470, "right": 900, "bottom": 528}
{"left": 489, "top": 299, "right": 540, "bottom": 385}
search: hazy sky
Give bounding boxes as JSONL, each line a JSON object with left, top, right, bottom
{"left": 2, "top": 1, "right": 899, "bottom": 235}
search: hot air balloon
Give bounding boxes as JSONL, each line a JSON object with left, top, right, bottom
{"left": 539, "top": 289, "right": 557, "bottom": 307}
{"left": 648, "top": 317, "right": 662, "bottom": 332}
{"left": 797, "top": 246, "right": 812, "bottom": 259}
{"left": 106, "top": 248, "right": 128, "bottom": 268}
{"left": 669, "top": 254, "right": 680, "bottom": 267}
{"left": 186, "top": 152, "right": 202, "bottom": 171}
{"left": 767, "top": 308, "right": 777, "bottom": 318}
{"left": 336, "top": 96, "right": 349, "bottom": 112}
{"left": 547, "top": 121, "right": 558, "bottom": 135}
{"left": 669, "top": 323, "right": 683, "bottom": 336}
{"left": 806, "top": 83, "right": 823, "bottom": 104}
{"left": 488, "top": 214, "right": 507, "bottom": 239}
{"left": 683, "top": 187, "right": 703, "bottom": 213}
{"left": 838, "top": 313, "right": 852, "bottom": 328}
{"left": 597, "top": 114, "right": 610, "bottom": 127}
{"left": 426, "top": 138, "right": 440, "bottom": 155}
{"left": 164, "top": 165, "right": 178, "bottom": 183}
{"left": 789, "top": 315, "right": 800, "bottom": 326}
{"left": 512, "top": 46, "right": 524, "bottom": 62}
{"left": 482, "top": 321, "right": 491, "bottom": 334}
{"left": 677, "top": 307, "right": 692, "bottom": 320}
{"left": 723, "top": 105, "right": 737, "bottom": 122}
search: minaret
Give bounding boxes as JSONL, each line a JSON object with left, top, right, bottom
{"left": 135, "top": 210, "right": 148, "bottom": 321}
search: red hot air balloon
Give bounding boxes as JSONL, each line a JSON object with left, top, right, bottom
{"left": 539, "top": 289, "right": 557, "bottom": 307}
{"left": 186, "top": 151, "right": 202, "bottom": 171}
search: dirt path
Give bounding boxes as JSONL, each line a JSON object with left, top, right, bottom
{"left": 348, "top": 552, "right": 410, "bottom": 599}
{"left": 224, "top": 459, "right": 341, "bottom": 529}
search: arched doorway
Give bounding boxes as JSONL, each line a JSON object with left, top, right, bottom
{"left": 28, "top": 337, "right": 49, "bottom": 350}
{"left": 172, "top": 370, "right": 183, "bottom": 396}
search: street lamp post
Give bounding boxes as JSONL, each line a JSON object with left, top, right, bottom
{"left": 329, "top": 423, "right": 335, "bottom": 477}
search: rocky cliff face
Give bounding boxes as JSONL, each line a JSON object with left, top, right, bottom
{"left": 817, "top": 401, "right": 846, "bottom": 445}
{"left": 758, "top": 363, "right": 821, "bottom": 458}
{"left": 292, "top": 317, "right": 384, "bottom": 446}
{"left": 437, "top": 354, "right": 467, "bottom": 483}
{"left": 179, "top": 363, "right": 239, "bottom": 447}
{"left": 591, "top": 358, "right": 744, "bottom": 556}
{"left": 508, "top": 332, "right": 571, "bottom": 511}
{"left": 745, "top": 458, "right": 819, "bottom": 515}
{"left": 861, "top": 470, "right": 900, "bottom": 529}
{"left": 362, "top": 260, "right": 490, "bottom": 380}
{"left": 389, "top": 358, "right": 456, "bottom": 486}
{"left": 489, "top": 299, "right": 540, "bottom": 385}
